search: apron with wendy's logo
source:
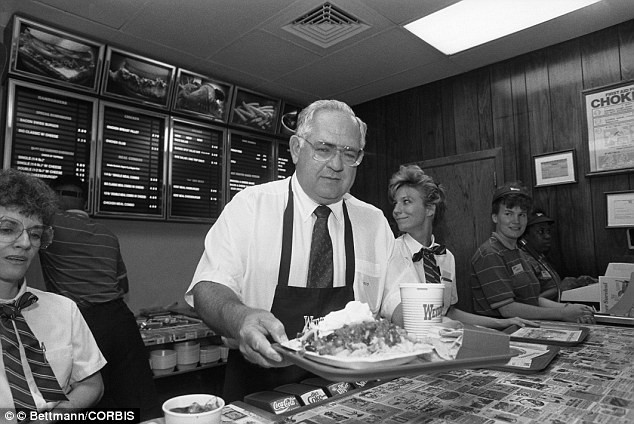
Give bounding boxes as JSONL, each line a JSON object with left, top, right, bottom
{"left": 223, "top": 181, "right": 355, "bottom": 402}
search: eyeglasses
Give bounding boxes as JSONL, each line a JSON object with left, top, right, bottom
{"left": 298, "top": 136, "right": 364, "bottom": 167}
{"left": 0, "top": 217, "right": 54, "bottom": 250}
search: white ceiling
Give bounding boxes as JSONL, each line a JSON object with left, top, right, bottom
{"left": 2, "top": 0, "right": 634, "bottom": 107}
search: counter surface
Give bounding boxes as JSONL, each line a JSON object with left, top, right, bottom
{"left": 280, "top": 322, "right": 634, "bottom": 423}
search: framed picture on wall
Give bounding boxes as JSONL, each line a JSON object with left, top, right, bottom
{"left": 102, "top": 47, "right": 175, "bottom": 110}
{"left": 8, "top": 16, "right": 105, "bottom": 93}
{"left": 230, "top": 87, "right": 281, "bottom": 134}
{"left": 606, "top": 190, "right": 634, "bottom": 228}
{"left": 582, "top": 80, "right": 634, "bottom": 174}
{"left": 533, "top": 149, "right": 577, "bottom": 187}
{"left": 171, "top": 69, "right": 233, "bottom": 122}
{"left": 278, "top": 102, "right": 303, "bottom": 136}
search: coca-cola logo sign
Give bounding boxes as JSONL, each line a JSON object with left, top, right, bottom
{"left": 270, "top": 396, "right": 299, "bottom": 413}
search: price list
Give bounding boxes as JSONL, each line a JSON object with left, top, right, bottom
{"left": 98, "top": 105, "right": 165, "bottom": 216}
{"left": 8, "top": 82, "right": 93, "bottom": 181}
{"left": 229, "top": 132, "right": 272, "bottom": 198}
{"left": 277, "top": 142, "right": 294, "bottom": 179}
{"left": 170, "top": 120, "right": 223, "bottom": 219}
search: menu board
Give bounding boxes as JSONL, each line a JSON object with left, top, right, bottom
{"left": 228, "top": 131, "right": 273, "bottom": 198}
{"left": 277, "top": 141, "right": 294, "bottom": 179}
{"left": 169, "top": 118, "right": 224, "bottom": 220}
{"left": 3, "top": 79, "right": 96, "bottom": 182}
{"left": 96, "top": 103, "right": 166, "bottom": 218}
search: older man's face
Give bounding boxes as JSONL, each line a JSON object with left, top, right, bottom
{"left": 291, "top": 110, "right": 361, "bottom": 205}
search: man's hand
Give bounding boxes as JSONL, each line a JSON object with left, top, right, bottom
{"left": 235, "top": 309, "right": 293, "bottom": 368}
{"left": 501, "top": 317, "right": 540, "bottom": 328}
{"left": 561, "top": 303, "right": 595, "bottom": 324}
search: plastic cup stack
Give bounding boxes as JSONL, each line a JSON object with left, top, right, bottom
{"left": 399, "top": 283, "right": 445, "bottom": 339}
{"left": 200, "top": 345, "right": 221, "bottom": 364}
{"left": 219, "top": 346, "right": 230, "bottom": 362}
{"left": 174, "top": 341, "right": 200, "bottom": 371}
{"left": 150, "top": 349, "right": 177, "bottom": 376}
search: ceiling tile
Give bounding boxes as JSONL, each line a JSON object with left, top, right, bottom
{"left": 278, "top": 28, "right": 446, "bottom": 96}
{"left": 210, "top": 30, "right": 322, "bottom": 81}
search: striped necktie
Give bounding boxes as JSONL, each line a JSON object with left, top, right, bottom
{"left": 307, "top": 205, "right": 333, "bottom": 288}
{"left": 1, "top": 292, "right": 68, "bottom": 411}
{"left": 412, "top": 245, "right": 446, "bottom": 285}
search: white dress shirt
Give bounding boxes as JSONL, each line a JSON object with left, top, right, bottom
{"left": 0, "top": 283, "right": 106, "bottom": 414}
{"left": 382, "top": 233, "right": 458, "bottom": 320}
{"left": 186, "top": 175, "right": 395, "bottom": 315}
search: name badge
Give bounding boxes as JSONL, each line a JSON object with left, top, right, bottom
{"left": 441, "top": 270, "right": 452, "bottom": 282}
{"left": 541, "top": 270, "right": 551, "bottom": 279}
{"left": 511, "top": 264, "right": 524, "bottom": 275}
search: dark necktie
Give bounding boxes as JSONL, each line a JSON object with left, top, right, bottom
{"left": 412, "top": 244, "right": 446, "bottom": 285}
{"left": 307, "top": 205, "right": 333, "bottom": 288}
{"left": 1, "top": 292, "right": 68, "bottom": 410}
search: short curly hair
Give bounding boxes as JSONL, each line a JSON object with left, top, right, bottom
{"left": 0, "top": 169, "right": 59, "bottom": 224}
{"left": 388, "top": 164, "right": 446, "bottom": 226}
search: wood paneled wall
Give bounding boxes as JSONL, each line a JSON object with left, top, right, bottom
{"left": 352, "top": 19, "right": 634, "bottom": 279}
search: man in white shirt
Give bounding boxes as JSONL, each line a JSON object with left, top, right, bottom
{"left": 185, "top": 100, "right": 394, "bottom": 401}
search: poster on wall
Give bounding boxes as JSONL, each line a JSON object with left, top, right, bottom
{"left": 582, "top": 80, "right": 634, "bottom": 173}
{"left": 230, "top": 87, "right": 281, "bottom": 134}
{"left": 8, "top": 16, "right": 105, "bottom": 93}
{"left": 102, "top": 47, "right": 175, "bottom": 110}
{"left": 172, "top": 69, "right": 233, "bottom": 122}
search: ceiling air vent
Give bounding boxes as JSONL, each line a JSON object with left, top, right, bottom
{"left": 282, "top": 2, "right": 369, "bottom": 48}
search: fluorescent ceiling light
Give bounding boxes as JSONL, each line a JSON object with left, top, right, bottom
{"left": 404, "top": 0, "right": 602, "bottom": 55}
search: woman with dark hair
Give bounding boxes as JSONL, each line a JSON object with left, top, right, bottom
{"left": 0, "top": 169, "right": 105, "bottom": 417}
{"left": 381, "top": 165, "right": 535, "bottom": 329}
{"left": 468, "top": 181, "right": 594, "bottom": 323}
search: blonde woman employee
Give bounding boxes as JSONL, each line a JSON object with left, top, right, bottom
{"left": 381, "top": 164, "right": 536, "bottom": 329}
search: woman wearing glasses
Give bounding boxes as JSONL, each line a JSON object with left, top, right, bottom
{"left": 0, "top": 169, "right": 105, "bottom": 418}
{"left": 381, "top": 164, "right": 537, "bottom": 329}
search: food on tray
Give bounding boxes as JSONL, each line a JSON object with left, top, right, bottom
{"left": 18, "top": 28, "right": 96, "bottom": 84}
{"left": 299, "top": 301, "right": 430, "bottom": 358}
{"left": 169, "top": 399, "right": 221, "bottom": 413}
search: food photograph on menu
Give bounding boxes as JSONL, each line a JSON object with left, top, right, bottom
{"left": 102, "top": 47, "right": 175, "bottom": 109}
{"left": 9, "top": 16, "right": 104, "bottom": 92}
{"left": 230, "top": 88, "right": 281, "bottom": 133}
{"left": 172, "top": 69, "right": 233, "bottom": 122}
{"left": 278, "top": 102, "right": 303, "bottom": 136}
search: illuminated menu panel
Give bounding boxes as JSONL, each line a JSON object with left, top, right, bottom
{"left": 170, "top": 120, "right": 224, "bottom": 220}
{"left": 97, "top": 104, "right": 165, "bottom": 217}
{"left": 7, "top": 81, "right": 93, "bottom": 181}
{"left": 229, "top": 132, "right": 272, "bottom": 198}
{"left": 277, "top": 142, "right": 294, "bottom": 179}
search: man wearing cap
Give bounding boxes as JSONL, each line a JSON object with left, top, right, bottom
{"left": 468, "top": 181, "right": 595, "bottom": 324}
{"left": 519, "top": 209, "right": 597, "bottom": 301}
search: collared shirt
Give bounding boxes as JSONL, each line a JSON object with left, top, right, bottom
{"left": 382, "top": 234, "right": 458, "bottom": 320}
{"left": 519, "top": 241, "right": 559, "bottom": 299}
{"left": 469, "top": 232, "right": 542, "bottom": 317}
{"left": 185, "top": 175, "right": 395, "bottom": 315}
{"left": 39, "top": 210, "right": 128, "bottom": 307}
{"left": 0, "top": 283, "right": 106, "bottom": 413}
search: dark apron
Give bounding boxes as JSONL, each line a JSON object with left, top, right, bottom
{"left": 223, "top": 182, "right": 355, "bottom": 402}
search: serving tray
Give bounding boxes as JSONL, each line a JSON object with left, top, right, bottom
{"left": 503, "top": 324, "right": 589, "bottom": 347}
{"left": 272, "top": 344, "right": 513, "bottom": 382}
{"left": 489, "top": 342, "right": 560, "bottom": 374}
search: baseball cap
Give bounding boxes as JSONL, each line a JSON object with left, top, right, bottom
{"left": 527, "top": 210, "right": 554, "bottom": 227}
{"left": 492, "top": 184, "right": 530, "bottom": 203}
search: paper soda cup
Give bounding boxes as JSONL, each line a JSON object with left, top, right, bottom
{"left": 399, "top": 283, "right": 445, "bottom": 338}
